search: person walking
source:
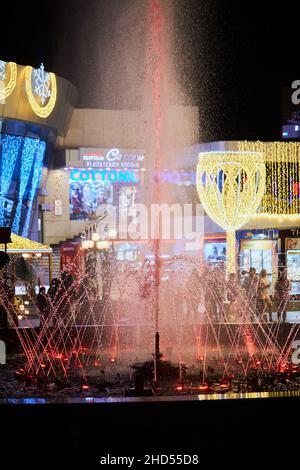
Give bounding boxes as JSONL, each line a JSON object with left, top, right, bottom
{"left": 257, "top": 269, "right": 273, "bottom": 322}
{"left": 275, "top": 271, "right": 291, "bottom": 323}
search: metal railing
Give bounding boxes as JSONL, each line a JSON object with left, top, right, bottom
{"left": 80, "top": 210, "right": 108, "bottom": 241}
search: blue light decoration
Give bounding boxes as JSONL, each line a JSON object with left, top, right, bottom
{"left": 0, "top": 134, "right": 22, "bottom": 225}
{"left": 12, "top": 137, "right": 39, "bottom": 233}
{"left": 22, "top": 140, "right": 45, "bottom": 237}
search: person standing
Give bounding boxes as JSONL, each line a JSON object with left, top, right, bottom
{"left": 36, "top": 286, "right": 50, "bottom": 329}
{"left": 242, "top": 267, "right": 259, "bottom": 320}
{"left": 257, "top": 269, "right": 273, "bottom": 322}
{"left": 275, "top": 271, "right": 291, "bottom": 323}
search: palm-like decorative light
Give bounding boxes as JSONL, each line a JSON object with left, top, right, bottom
{"left": 196, "top": 151, "right": 266, "bottom": 273}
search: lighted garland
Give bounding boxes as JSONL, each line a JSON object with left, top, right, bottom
{"left": 22, "top": 140, "right": 46, "bottom": 237}
{"left": 0, "top": 135, "right": 22, "bottom": 225}
{"left": 25, "top": 66, "right": 57, "bottom": 118}
{"left": 238, "top": 141, "right": 300, "bottom": 215}
{"left": 12, "top": 137, "right": 38, "bottom": 233}
{"left": 0, "top": 62, "right": 17, "bottom": 100}
{"left": 0, "top": 233, "right": 51, "bottom": 252}
{"left": 196, "top": 151, "right": 265, "bottom": 273}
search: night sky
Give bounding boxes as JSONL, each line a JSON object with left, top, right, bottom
{"left": 0, "top": 0, "right": 299, "bottom": 142}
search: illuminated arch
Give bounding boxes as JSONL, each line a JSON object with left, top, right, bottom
{"left": 25, "top": 66, "right": 57, "bottom": 118}
{"left": 0, "top": 62, "right": 17, "bottom": 100}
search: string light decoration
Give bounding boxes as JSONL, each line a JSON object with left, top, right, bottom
{"left": 22, "top": 140, "right": 46, "bottom": 237}
{"left": 25, "top": 64, "right": 57, "bottom": 118}
{"left": 0, "top": 135, "right": 22, "bottom": 225}
{"left": 0, "top": 233, "right": 51, "bottom": 253}
{"left": 0, "top": 61, "right": 17, "bottom": 100}
{"left": 238, "top": 141, "right": 300, "bottom": 215}
{"left": 12, "top": 137, "right": 39, "bottom": 234}
{"left": 196, "top": 151, "right": 265, "bottom": 273}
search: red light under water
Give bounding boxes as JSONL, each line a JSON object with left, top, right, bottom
{"left": 198, "top": 383, "right": 209, "bottom": 391}
{"left": 54, "top": 353, "right": 64, "bottom": 360}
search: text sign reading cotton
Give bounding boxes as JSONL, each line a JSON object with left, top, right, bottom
{"left": 70, "top": 169, "right": 138, "bottom": 183}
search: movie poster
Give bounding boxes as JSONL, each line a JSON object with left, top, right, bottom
{"left": 69, "top": 180, "right": 113, "bottom": 221}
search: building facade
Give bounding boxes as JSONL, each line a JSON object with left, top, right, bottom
{"left": 0, "top": 59, "right": 77, "bottom": 241}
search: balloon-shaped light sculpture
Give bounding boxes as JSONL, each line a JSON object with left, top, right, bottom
{"left": 196, "top": 151, "right": 266, "bottom": 274}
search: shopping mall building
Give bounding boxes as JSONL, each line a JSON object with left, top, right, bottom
{"left": 1, "top": 59, "right": 300, "bottom": 295}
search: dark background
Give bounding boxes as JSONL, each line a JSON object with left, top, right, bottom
{"left": 0, "top": 0, "right": 298, "bottom": 141}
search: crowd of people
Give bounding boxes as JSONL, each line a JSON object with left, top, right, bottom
{"left": 35, "top": 271, "right": 77, "bottom": 328}
{"left": 202, "top": 266, "right": 291, "bottom": 323}
{"left": 0, "top": 254, "right": 293, "bottom": 328}
{"left": 243, "top": 267, "right": 290, "bottom": 323}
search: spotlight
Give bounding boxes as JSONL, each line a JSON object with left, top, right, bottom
{"left": 109, "top": 357, "right": 116, "bottom": 363}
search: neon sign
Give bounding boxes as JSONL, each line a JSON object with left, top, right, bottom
{"left": 80, "top": 148, "right": 145, "bottom": 169}
{"left": 70, "top": 169, "right": 139, "bottom": 183}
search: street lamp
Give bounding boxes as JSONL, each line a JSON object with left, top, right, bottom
{"left": 82, "top": 240, "right": 94, "bottom": 250}
{"left": 96, "top": 240, "right": 110, "bottom": 250}
{"left": 92, "top": 232, "right": 100, "bottom": 242}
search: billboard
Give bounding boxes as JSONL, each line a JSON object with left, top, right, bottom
{"left": 70, "top": 179, "right": 114, "bottom": 221}
{"left": 69, "top": 148, "right": 142, "bottom": 221}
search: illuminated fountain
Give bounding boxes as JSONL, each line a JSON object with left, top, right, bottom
{"left": 0, "top": 246, "right": 300, "bottom": 397}
{"left": 1, "top": 1, "right": 300, "bottom": 397}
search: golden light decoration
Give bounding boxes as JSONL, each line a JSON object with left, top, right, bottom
{"left": 238, "top": 141, "right": 300, "bottom": 215}
{"left": 25, "top": 65, "right": 57, "bottom": 118}
{"left": 196, "top": 151, "right": 265, "bottom": 273}
{"left": 0, "top": 233, "right": 52, "bottom": 253}
{"left": 0, "top": 62, "right": 17, "bottom": 100}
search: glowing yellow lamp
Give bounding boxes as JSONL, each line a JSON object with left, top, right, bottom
{"left": 196, "top": 151, "right": 265, "bottom": 273}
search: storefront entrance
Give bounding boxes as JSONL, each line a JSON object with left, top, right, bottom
{"left": 286, "top": 238, "right": 300, "bottom": 295}
{"left": 239, "top": 239, "right": 278, "bottom": 288}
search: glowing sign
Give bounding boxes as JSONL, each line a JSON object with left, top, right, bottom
{"left": 70, "top": 169, "right": 139, "bottom": 183}
{"left": 25, "top": 65, "right": 57, "bottom": 118}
